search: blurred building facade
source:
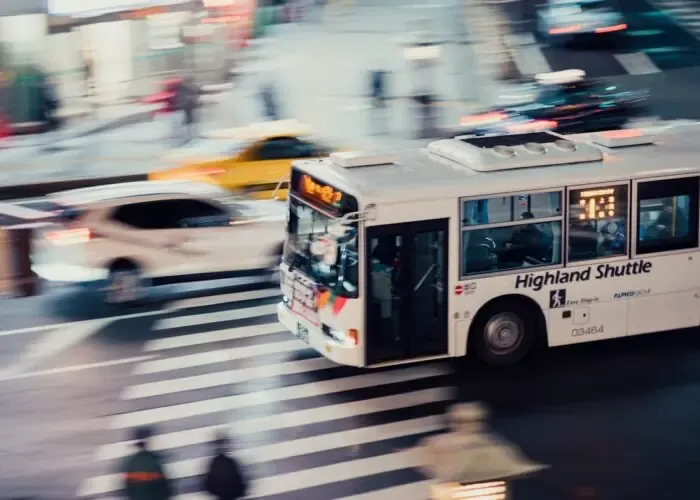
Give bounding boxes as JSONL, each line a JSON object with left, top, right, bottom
{"left": 0, "top": 0, "right": 258, "bottom": 123}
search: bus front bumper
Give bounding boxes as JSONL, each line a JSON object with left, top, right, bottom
{"left": 277, "top": 302, "right": 361, "bottom": 367}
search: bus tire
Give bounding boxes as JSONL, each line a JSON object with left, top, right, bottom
{"left": 469, "top": 298, "right": 541, "bottom": 366}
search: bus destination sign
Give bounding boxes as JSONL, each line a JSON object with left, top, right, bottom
{"left": 298, "top": 174, "right": 344, "bottom": 210}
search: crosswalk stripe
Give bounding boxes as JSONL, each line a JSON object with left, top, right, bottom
{"left": 79, "top": 447, "right": 425, "bottom": 497}
{"left": 336, "top": 481, "right": 435, "bottom": 500}
{"left": 504, "top": 34, "right": 552, "bottom": 76}
{"left": 143, "top": 322, "right": 285, "bottom": 352}
{"left": 174, "top": 492, "right": 447, "bottom": 500}
{"left": 133, "top": 337, "right": 302, "bottom": 375}
{"left": 80, "top": 279, "right": 454, "bottom": 500}
{"left": 168, "top": 288, "right": 280, "bottom": 310}
{"left": 94, "top": 416, "right": 442, "bottom": 485}
{"left": 122, "top": 355, "right": 335, "bottom": 399}
{"left": 154, "top": 303, "right": 278, "bottom": 330}
{"left": 613, "top": 53, "right": 660, "bottom": 75}
{"left": 95, "top": 412, "right": 444, "bottom": 463}
{"left": 253, "top": 448, "right": 424, "bottom": 497}
{"left": 112, "top": 365, "right": 449, "bottom": 428}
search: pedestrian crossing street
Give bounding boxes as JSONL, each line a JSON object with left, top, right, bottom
{"left": 77, "top": 283, "right": 453, "bottom": 500}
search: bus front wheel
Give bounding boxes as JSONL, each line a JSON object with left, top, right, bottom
{"left": 469, "top": 299, "right": 538, "bottom": 366}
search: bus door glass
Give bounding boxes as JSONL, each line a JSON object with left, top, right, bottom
{"left": 365, "top": 218, "right": 449, "bottom": 365}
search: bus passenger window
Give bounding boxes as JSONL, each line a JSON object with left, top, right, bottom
{"left": 462, "top": 191, "right": 562, "bottom": 226}
{"left": 568, "top": 184, "right": 628, "bottom": 262}
{"left": 636, "top": 177, "right": 699, "bottom": 255}
{"left": 461, "top": 214, "right": 562, "bottom": 276}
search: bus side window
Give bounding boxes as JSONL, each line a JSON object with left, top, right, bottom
{"left": 636, "top": 177, "right": 699, "bottom": 255}
{"left": 460, "top": 192, "right": 564, "bottom": 277}
{"left": 568, "top": 184, "right": 629, "bottom": 263}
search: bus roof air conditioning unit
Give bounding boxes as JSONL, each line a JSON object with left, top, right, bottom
{"left": 427, "top": 131, "right": 604, "bottom": 172}
{"left": 330, "top": 151, "right": 396, "bottom": 168}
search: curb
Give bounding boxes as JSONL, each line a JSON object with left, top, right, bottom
{"left": 0, "top": 174, "right": 149, "bottom": 201}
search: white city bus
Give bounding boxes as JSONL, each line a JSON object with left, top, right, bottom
{"left": 277, "top": 127, "right": 700, "bottom": 367}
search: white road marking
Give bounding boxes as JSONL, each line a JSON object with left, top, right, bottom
{"left": 122, "top": 355, "right": 334, "bottom": 399}
{"left": 504, "top": 34, "right": 552, "bottom": 76}
{"left": 143, "top": 322, "right": 284, "bottom": 352}
{"left": 111, "top": 366, "right": 449, "bottom": 428}
{"left": 95, "top": 413, "right": 443, "bottom": 462}
{"left": 0, "top": 356, "right": 156, "bottom": 381}
{"left": 336, "top": 481, "right": 435, "bottom": 500}
{"left": 154, "top": 303, "right": 278, "bottom": 330}
{"left": 614, "top": 52, "right": 660, "bottom": 75}
{"left": 81, "top": 441, "right": 426, "bottom": 496}
{"left": 133, "top": 337, "right": 304, "bottom": 375}
{"left": 0, "top": 310, "right": 163, "bottom": 337}
{"left": 0, "top": 318, "right": 115, "bottom": 379}
{"left": 167, "top": 288, "right": 280, "bottom": 310}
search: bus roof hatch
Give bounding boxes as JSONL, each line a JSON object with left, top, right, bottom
{"left": 427, "top": 131, "right": 603, "bottom": 172}
{"left": 330, "top": 151, "right": 396, "bottom": 168}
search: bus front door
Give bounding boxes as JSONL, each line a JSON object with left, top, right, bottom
{"left": 365, "top": 218, "right": 449, "bottom": 365}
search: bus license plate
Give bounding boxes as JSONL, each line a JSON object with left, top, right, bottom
{"left": 296, "top": 324, "right": 309, "bottom": 343}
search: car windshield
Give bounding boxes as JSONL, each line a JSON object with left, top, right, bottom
{"left": 283, "top": 196, "right": 358, "bottom": 298}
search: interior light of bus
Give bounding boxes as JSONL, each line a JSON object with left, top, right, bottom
{"left": 348, "top": 329, "right": 358, "bottom": 345}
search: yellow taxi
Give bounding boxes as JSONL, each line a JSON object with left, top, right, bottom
{"left": 148, "top": 120, "right": 333, "bottom": 199}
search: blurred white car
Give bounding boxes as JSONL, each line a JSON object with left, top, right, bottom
{"left": 536, "top": 0, "right": 627, "bottom": 45}
{"left": 33, "top": 180, "right": 285, "bottom": 304}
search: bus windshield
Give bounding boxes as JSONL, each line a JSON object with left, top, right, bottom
{"left": 283, "top": 196, "right": 359, "bottom": 298}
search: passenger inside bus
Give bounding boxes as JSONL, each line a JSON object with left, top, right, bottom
{"left": 499, "top": 212, "right": 553, "bottom": 268}
{"left": 652, "top": 197, "right": 688, "bottom": 239}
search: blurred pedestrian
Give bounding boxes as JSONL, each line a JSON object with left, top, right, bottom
{"left": 369, "top": 69, "right": 389, "bottom": 135}
{"left": 259, "top": 82, "right": 280, "bottom": 121}
{"left": 122, "top": 426, "right": 172, "bottom": 500}
{"left": 202, "top": 432, "right": 248, "bottom": 500}
{"left": 175, "top": 76, "right": 199, "bottom": 144}
{"left": 41, "top": 77, "right": 61, "bottom": 132}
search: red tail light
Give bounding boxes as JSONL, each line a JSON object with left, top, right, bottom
{"left": 45, "top": 227, "right": 100, "bottom": 245}
{"left": 595, "top": 24, "right": 627, "bottom": 34}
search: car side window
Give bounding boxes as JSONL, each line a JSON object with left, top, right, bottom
{"left": 175, "top": 199, "right": 231, "bottom": 228}
{"left": 256, "top": 137, "right": 305, "bottom": 160}
{"left": 111, "top": 200, "right": 183, "bottom": 230}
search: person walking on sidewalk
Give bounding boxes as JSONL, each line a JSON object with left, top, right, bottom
{"left": 175, "top": 76, "right": 199, "bottom": 144}
{"left": 121, "top": 426, "right": 172, "bottom": 500}
{"left": 259, "top": 82, "right": 280, "bottom": 121}
{"left": 202, "top": 432, "right": 249, "bottom": 500}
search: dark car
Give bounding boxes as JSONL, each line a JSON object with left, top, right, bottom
{"left": 459, "top": 70, "right": 649, "bottom": 136}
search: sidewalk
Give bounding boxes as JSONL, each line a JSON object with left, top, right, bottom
{"left": 202, "top": 5, "right": 504, "bottom": 149}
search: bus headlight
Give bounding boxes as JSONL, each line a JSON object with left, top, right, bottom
{"left": 329, "top": 328, "right": 358, "bottom": 346}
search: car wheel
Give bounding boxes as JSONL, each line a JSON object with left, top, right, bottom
{"left": 469, "top": 299, "right": 539, "bottom": 366}
{"left": 105, "top": 260, "right": 148, "bottom": 306}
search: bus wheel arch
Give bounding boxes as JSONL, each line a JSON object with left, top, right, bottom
{"left": 467, "top": 294, "right": 546, "bottom": 366}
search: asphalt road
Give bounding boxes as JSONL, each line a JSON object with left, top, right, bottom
{"left": 3, "top": 274, "right": 700, "bottom": 499}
